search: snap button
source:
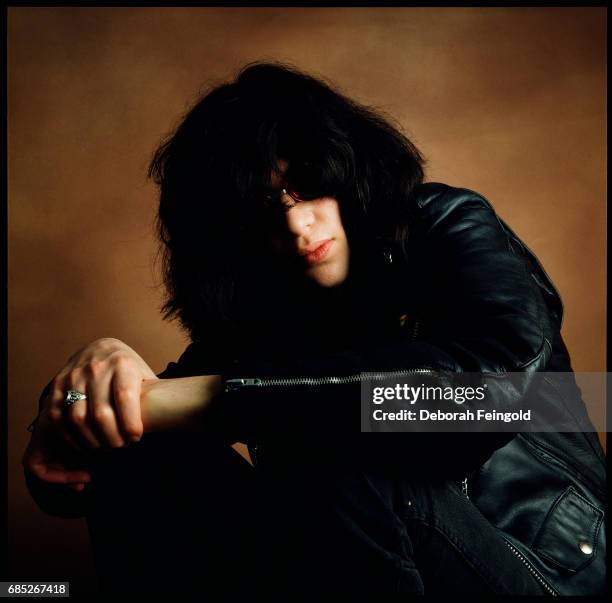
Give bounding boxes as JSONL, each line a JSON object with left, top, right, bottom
{"left": 579, "top": 542, "right": 593, "bottom": 555}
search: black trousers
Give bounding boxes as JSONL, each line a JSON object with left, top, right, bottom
{"left": 86, "top": 432, "right": 546, "bottom": 600}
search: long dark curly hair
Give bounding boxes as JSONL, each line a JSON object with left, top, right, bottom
{"left": 149, "top": 62, "right": 425, "bottom": 353}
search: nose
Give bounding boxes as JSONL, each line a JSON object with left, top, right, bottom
{"left": 282, "top": 192, "right": 314, "bottom": 235}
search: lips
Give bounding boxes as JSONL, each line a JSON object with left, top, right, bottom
{"left": 300, "top": 239, "right": 333, "bottom": 265}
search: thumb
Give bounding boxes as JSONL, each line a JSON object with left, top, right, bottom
{"left": 27, "top": 452, "right": 92, "bottom": 485}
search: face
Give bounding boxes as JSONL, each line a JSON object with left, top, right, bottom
{"left": 266, "top": 166, "right": 350, "bottom": 288}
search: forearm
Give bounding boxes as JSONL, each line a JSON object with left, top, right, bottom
{"left": 140, "top": 375, "right": 223, "bottom": 434}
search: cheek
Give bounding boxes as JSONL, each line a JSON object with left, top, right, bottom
{"left": 323, "top": 200, "right": 345, "bottom": 235}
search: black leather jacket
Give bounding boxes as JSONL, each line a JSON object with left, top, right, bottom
{"left": 25, "top": 182, "right": 605, "bottom": 593}
{"left": 165, "top": 181, "right": 568, "bottom": 469}
{"left": 161, "top": 181, "right": 607, "bottom": 595}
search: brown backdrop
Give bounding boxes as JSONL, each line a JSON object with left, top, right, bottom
{"left": 8, "top": 7, "right": 606, "bottom": 599}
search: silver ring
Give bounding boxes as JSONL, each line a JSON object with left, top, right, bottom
{"left": 64, "top": 390, "right": 87, "bottom": 406}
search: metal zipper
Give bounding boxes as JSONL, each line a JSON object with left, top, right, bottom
{"left": 502, "top": 537, "right": 558, "bottom": 596}
{"left": 411, "top": 319, "right": 420, "bottom": 341}
{"left": 231, "top": 322, "right": 431, "bottom": 463}
{"left": 248, "top": 443, "right": 260, "bottom": 466}
{"left": 226, "top": 313, "right": 427, "bottom": 392}
{"left": 224, "top": 368, "right": 436, "bottom": 392}
{"left": 230, "top": 368, "right": 435, "bottom": 467}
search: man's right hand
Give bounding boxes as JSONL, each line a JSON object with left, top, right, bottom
{"left": 22, "top": 337, "right": 158, "bottom": 492}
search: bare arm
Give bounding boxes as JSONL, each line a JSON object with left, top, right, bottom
{"left": 140, "top": 375, "right": 224, "bottom": 435}
{"left": 23, "top": 336, "right": 228, "bottom": 502}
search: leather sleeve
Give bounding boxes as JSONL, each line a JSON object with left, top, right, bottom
{"left": 210, "top": 184, "right": 556, "bottom": 475}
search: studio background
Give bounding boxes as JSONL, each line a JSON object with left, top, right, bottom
{"left": 8, "top": 7, "right": 606, "bottom": 599}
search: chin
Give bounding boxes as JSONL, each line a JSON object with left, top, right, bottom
{"left": 307, "top": 264, "right": 348, "bottom": 288}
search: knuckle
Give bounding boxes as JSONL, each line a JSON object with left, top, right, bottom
{"left": 111, "top": 352, "right": 133, "bottom": 368}
{"left": 48, "top": 407, "right": 63, "bottom": 422}
{"left": 71, "top": 402, "right": 87, "bottom": 417}
{"left": 86, "top": 359, "right": 106, "bottom": 375}
{"left": 123, "top": 425, "right": 143, "bottom": 439}
{"left": 68, "top": 409, "right": 86, "bottom": 425}
{"left": 115, "top": 383, "right": 137, "bottom": 400}
{"left": 65, "top": 369, "right": 84, "bottom": 388}
{"left": 26, "top": 464, "right": 41, "bottom": 478}
{"left": 49, "top": 378, "right": 66, "bottom": 400}
{"left": 92, "top": 406, "right": 114, "bottom": 422}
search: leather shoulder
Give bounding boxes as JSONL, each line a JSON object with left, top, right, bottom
{"left": 410, "top": 181, "right": 477, "bottom": 208}
{"left": 408, "top": 181, "right": 494, "bottom": 227}
{"left": 406, "top": 182, "right": 564, "bottom": 329}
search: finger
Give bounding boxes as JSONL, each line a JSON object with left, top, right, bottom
{"left": 28, "top": 459, "right": 92, "bottom": 485}
{"left": 34, "top": 403, "right": 84, "bottom": 453}
{"left": 42, "top": 379, "right": 87, "bottom": 451}
{"left": 47, "top": 376, "right": 70, "bottom": 422}
{"left": 69, "top": 482, "right": 87, "bottom": 492}
{"left": 87, "top": 370, "right": 126, "bottom": 448}
{"left": 112, "top": 365, "right": 144, "bottom": 443}
{"left": 63, "top": 375, "right": 103, "bottom": 448}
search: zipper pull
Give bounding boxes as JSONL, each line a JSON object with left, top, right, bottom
{"left": 461, "top": 476, "right": 469, "bottom": 499}
{"left": 224, "top": 378, "right": 262, "bottom": 392}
